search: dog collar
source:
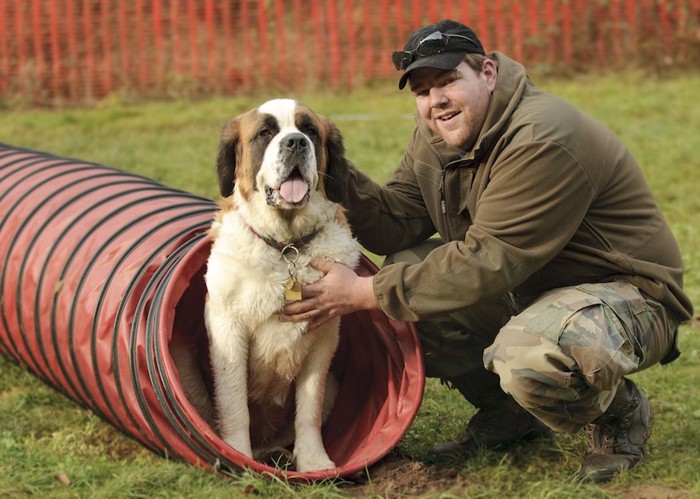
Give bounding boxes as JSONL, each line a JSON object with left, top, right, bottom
{"left": 243, "top": 220, "right": 320, "bottom": 253}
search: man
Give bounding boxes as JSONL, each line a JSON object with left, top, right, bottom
{"left": 282, "top": 20, "right": 693, "bottom": 482}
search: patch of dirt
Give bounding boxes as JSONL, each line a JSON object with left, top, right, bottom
{"left": 341, "top": 454, "right": 464, "bottom": 497}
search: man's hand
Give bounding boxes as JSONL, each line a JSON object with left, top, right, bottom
{"left": 280, "top": 259, "right": 377, "bottom": 330}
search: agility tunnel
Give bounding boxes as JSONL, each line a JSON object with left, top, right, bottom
{"left": 0, "top": 143, "right": 425, "bottom": 481}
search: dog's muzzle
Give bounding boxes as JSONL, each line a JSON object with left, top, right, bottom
{"left": 266, "top": 133, "right": 313, "bottom": 207}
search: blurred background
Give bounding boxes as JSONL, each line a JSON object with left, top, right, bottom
{"left": 1, "top": 0, "right": 699, "bottom": 108}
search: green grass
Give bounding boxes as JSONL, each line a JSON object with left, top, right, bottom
{"left": 1, "top": 72, "right": 699, "bottom": 497}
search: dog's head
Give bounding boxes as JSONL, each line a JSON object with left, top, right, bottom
{"left": 216, "top": 99, "right": 344, "bottom": 210}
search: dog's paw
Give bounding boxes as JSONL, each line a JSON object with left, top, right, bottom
{"left": 294, "top": 452, "right": 336, "bottom": 473}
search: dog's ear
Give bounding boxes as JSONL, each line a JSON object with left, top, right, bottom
{"left": 323, "top": 120, "right": 349, "bottom": 202}
{"left": 216, "top": 118, "right": 241, "bottom": 198}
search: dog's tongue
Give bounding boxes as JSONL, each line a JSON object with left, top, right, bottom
{"left": 279, "top": 177, "right": 309, "bottom": 203}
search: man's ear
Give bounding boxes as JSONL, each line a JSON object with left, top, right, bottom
{"left": 323, "top": 120, "right": 349, "bottom": 202}
{"left": 215, "top": 118, "right": 241, "bottom": 198}
{"left": 481, "top": 58, "right": 498, "bottom": 92}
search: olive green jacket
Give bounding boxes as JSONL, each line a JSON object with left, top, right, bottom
{"left": 335, "top": 52, "right": 693, "bottom": 323}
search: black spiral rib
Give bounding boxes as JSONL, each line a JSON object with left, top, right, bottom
{"left": 19, "top": 173, "right": 147, "bottom": 386}
{"left": 126, "top": 230, "right": 210, "bottom": 462}
{"left": 0, "top": 150, "right": 66, "bottom": 360}
{"left": 0, "top": 159, "right": 92, "bottom": 363}
{"left": 145, "top": 235, "right": 237, "bottom": 468}
{"left": 87, "top": 209, "right": 212, "bottom": 438}
{"left": 31, "top": 181, "right": 164, "bottom": 391}
{"left": 93, "top": 211, "right": 212, "bottom": 450}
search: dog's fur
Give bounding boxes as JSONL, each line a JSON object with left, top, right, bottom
{"left": 203, "top": 99, "right": 360, "bottom": 472}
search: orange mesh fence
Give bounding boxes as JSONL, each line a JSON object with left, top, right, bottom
{"left": 1, "top": 0, "right": 699, "bottom": 106}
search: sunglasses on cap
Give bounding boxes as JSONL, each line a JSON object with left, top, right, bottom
{"left": 392, "top": 31, "right": 481, "bottom": 71}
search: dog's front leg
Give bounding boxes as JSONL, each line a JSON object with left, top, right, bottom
{"left": 293, "top": 321, "right": 340, "bottom": 472}
{"left": 207, "top": 313, "right": 253, "bottom": 458}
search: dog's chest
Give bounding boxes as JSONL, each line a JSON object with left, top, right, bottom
{"left": 208, "top": 245, "right": 320, "bottom": 312}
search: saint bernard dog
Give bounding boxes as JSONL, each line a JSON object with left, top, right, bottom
{"left": 204, "top": 99, "right": 360, "bottom": 472}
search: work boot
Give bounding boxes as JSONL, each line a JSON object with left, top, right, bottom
{"left": 580, "top": 378, "right": 653, "bottom": 483}
{"left": 430, "top": 396, "right": 553, "bottom": 457}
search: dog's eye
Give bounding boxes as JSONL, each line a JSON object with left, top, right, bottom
{"left": 257, "top": 128, "right": 273, "bottom": 140}
{"left": 300, "top": 125, "right": 318, "bottom": 139}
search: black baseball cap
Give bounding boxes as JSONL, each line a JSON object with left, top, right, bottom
{"left": 393, "top": 19, "right": 485, "bottom": 90}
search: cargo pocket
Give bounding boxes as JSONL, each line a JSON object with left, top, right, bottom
{"left": 580, "top": 281, "right": 677, "bottom": 368}
{"left": 574, "top": 281, "right": 646, "bottom": 363}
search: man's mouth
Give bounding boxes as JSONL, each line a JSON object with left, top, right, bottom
{"left": 436, "top": 111, "right": 460, "bottom": 122}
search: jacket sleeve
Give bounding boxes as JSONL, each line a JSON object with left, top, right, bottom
{"left": 373, "top": 140, "right": 596, "bottom": 321}
{"left": 334, "top": 128, "right": 437, "bottom": 255}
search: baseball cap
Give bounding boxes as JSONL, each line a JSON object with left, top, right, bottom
{"left": 393, "top": 19, "right": 485, "bottom": 90}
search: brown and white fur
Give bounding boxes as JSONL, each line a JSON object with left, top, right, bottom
{"left": 204, "top": 99, "right": 360, "bottom": 472}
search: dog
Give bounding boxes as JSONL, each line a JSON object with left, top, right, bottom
{"left": 203, "top": 99, "right": 360, "bottom": 472}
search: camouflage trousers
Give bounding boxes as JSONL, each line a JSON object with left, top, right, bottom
{"left": 385, "top": 239, "right": 679, "bottom": 433}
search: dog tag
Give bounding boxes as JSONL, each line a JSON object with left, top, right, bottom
{"left": 284, "top": 276, "right": 303, "bottom": 302}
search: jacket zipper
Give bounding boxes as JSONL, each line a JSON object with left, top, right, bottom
{"left": 440, "top": 157, "right": 474, "bottom": 241}
{"left": 439, "top": 169, "right": 447, "bottom": 215}
{"left": 439, "top": 167, "right": 451, "bottom": 240}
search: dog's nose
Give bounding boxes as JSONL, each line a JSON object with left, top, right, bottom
{"left": 282, "top": 133, "right": 308, "bottom": 152}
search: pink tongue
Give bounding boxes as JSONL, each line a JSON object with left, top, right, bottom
{"left": 279, "top": 177, "right": 309, "bottom": 203}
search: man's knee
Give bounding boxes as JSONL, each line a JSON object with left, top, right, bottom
{"left": 484, "top": 326, "right": 581, "bottom": 409}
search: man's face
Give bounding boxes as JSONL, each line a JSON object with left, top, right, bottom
{"left": 409, "top": 60, "right": 497, "bottom": 151}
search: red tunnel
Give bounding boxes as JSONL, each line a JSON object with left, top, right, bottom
{"left": 0, "top": 143, "right": 425, "bottom": 481}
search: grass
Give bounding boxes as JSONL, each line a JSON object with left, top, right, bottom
{"left": 1, "top": 72, "right": 699, "bottom": 497}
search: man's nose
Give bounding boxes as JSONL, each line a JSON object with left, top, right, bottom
{"left": 429, "top": 87, "right": 448, "bottom": 107}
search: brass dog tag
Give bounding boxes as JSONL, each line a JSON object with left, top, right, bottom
{"left": 284, "top": 276, "right": 303, "bottom": 302}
